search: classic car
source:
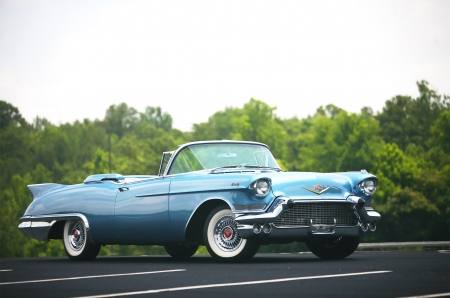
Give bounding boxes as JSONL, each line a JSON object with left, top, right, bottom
{"left": 19, "top": 140, "right": 380, "bottom": 262}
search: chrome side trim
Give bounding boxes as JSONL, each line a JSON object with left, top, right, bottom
{"left": 233, "top": 204, "right": 266, "bottom": 212}
{"left": 18, "top": 213, "right": 90, "bottom": 241}
{"left": 20, "top": 213, "right": 90, "bottom": 228}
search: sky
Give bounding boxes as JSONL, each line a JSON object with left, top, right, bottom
{"left": 1, "top": 0, "right": 449, "bottom": 131}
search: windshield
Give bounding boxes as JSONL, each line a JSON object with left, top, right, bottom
{"left": 168, "top": 143, "right": 280, "bottom": 175}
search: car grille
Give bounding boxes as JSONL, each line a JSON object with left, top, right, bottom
{"left": 273, "top": 202, "right": 357, "bottom": 227}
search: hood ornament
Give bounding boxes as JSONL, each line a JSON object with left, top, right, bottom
{"left": 302, "top": 184, "right": 331, "bottom": 195}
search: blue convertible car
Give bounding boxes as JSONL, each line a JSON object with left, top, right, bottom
{"left": 19, "top": 140, "right": 380, "bottom": 261}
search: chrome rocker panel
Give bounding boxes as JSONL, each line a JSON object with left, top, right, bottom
{"left": 18, "top": 213, "right": 90, "bottom": 241}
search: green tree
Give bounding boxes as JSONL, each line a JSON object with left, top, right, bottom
{"left": 298, "top": 107, "right": 382, "bottom": 172}
{"left": 140, "top": 106, "right": 173, "bottom": 132}
{"left": 376, "top": 81, "right": 449, "bottom": 151}
{"left": 0, "top": 100, "right": 27, "bottom": 129}
{"left": 104, "top": 103, "right": 139, "bottom": 138}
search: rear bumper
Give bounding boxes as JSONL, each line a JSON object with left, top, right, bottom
{"left": 18, "top": 213, "right": 90, "bottom": 241}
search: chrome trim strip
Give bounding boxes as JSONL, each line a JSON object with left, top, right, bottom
{"left": 20, "top": 213, "right": 90, "bottom": 229}
{"left": 234, "top": 197, "right": 293, "bottom": 225}
{"left": 292, "top": 199, "right": 349, "bottom": 203}
{"left": 19, "top": 213, "right": 91, "bottom": 241}
{"left": 233, "top": 204, "right": 266, "bottom": 212}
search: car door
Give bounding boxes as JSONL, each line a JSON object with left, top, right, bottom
{"left": 114, "top": 177, "right": 173, "bottom": 243}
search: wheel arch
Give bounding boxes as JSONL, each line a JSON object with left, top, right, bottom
{"left": 48, "top": 220, "right": 65, "bottom": 239}
{"left": 185, "top": 199, "right": 231, "bottom": 245}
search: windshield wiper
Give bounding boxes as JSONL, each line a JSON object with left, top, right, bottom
{"left": 210, "top": 164, "right": 284, "bottom": 173}
{"left": 209, "top": 165, "right": 239, "bottom": 173}
{"left": 239, "top": 165, "right": 284, "bottom": 172}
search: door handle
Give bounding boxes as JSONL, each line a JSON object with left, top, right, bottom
{"left": 119, "top": 187, "right": 129, "bottom": 192}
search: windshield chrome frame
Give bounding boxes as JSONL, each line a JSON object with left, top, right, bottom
{"left": 162, "top": 140, "right": 274, "bottom": 177}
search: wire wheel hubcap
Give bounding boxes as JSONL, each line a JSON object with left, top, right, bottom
{"left": 213, "top": 216, "right": 242, "bottom": 252}
{"left": 68, "top": 220, "right": 86, "bottom": 251}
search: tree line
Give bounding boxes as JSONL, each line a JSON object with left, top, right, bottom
{"left": 1, "top": 80, "right": 448, "bottom": 258}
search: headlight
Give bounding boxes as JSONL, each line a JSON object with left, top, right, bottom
{"left": 251, "top": 179, "right": 271, "bottom": 197}
{"left": 358, "top": 179, "right": 377, "bottom": 196}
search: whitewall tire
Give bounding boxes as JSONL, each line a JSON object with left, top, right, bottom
{"left": 204, "top": 205, "right": 259, "bottom": 262}
{"left": 63, "top": 219, "right": 100, "bottom": 261}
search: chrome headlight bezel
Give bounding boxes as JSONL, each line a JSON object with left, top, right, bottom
{"left": 250, "top": 179, "right": 272, "bottom": 197}
{"left": 357, "top": 179, "right": 377, "bottom": 197}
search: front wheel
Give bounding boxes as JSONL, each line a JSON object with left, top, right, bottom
{"left": 204, "top": 205, "right": 259, "bottom": 262}
{"left": 306, "top": 236, "right": 360, "bottom": 259}
{"left": 164, "top": 243, "right": 199, "bottom": 259}
{"left": 63, "top": 219, "right": 100, "bottom": 261}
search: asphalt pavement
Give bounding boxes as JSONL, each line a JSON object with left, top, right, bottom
{"left": 1, "top": 251, "right": 449, "bottom": 298}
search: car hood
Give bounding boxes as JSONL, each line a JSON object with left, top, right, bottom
{"left": 263, "top": 171, "right": 376, "bottom": 200}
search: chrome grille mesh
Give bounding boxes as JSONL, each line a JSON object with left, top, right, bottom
{"left": 273, "top": 203, "right": 357, "bottom": 227}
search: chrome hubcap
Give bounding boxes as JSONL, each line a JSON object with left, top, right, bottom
{"left": 68, "top": 220, "right": 85, "bottom": 251}
{"left": 213, "top": 216, "right": 242, "bottom": 252}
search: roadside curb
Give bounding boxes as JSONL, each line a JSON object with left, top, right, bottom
{"left": 358, "top": 241, "right": 450, "bottom": 249}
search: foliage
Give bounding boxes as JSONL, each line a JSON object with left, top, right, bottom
{"left": 0, "top": 80, "right": 449, "bottom": 257}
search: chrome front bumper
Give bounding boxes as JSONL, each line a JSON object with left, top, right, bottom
{"left": 234, "top": 196, "right": 381, "bottom": 239}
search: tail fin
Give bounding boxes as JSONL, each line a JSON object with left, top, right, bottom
{"left": 28, "top": 183, "right": 64, "bottom": 200}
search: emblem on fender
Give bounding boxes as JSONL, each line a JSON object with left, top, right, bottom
{"left": 302, "top": 184, "right": 331, "bottom": 195}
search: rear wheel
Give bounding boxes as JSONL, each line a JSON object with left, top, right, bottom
{"left": 306, "top": 236, "right": 360, "bottom": 259}
{"left": 164, "top": 243, "right": 198, "bottom": 259}
{"left": 204, "top": 205, "right": 259, "bottom": 262}
{"left": 63, "top": 219, "right": 100, "bottom": 261}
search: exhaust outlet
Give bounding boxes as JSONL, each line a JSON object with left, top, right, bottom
{"left": 253, "top": 223, "right": 262, "bottom": 234}
{"left": 360, "top": 222, "right": 368, "bottom": 232}
{"left": 262, "top": 223, "right": 272, "bottom": 234}
{"left": 369, "top": 222, "right": 376, "bottom": 232}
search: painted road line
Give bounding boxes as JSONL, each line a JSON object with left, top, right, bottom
{"left": 74, "top": 270, "right": 392, "bottom": 298}
{"left": 0, "top": 269, "right": 13, "bottom": 272}
{"left": 0, "top": 269, "right": 185, "bottom": 286}
{"left": 397, "top": 293, "right": 450, "bottom": 298}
